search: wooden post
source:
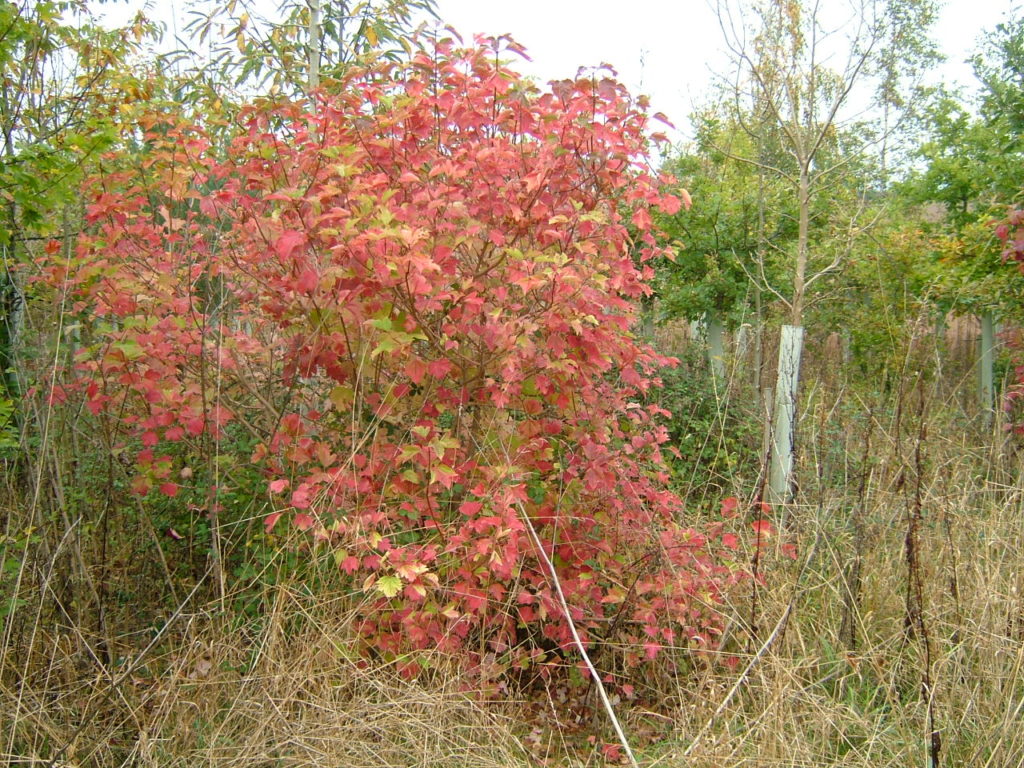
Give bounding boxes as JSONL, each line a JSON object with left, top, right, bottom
{"left": 706, "top": 313, "right": 725, "bottom": 385}
{"left": 980, "top": 312, "right": 995, "bottom": 425}
{"left": 308, "top": 0, "right": 321, "bottom": 92}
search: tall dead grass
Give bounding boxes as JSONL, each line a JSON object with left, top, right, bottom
{"left": 0, "top": 565, "right": 533, "bottom": 767}
{"left": 637, "top": 322, "right": 1024, "bottom": 767}
{"left": 4, "top": 318, "right": 1024, "bottom": 768}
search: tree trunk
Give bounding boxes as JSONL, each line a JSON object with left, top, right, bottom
{"left": 791, "top": 166, "right": 810, "bottom": 327}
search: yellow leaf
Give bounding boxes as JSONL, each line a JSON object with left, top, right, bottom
{"left": 376, "top": 575, "right": 402, "bottom": 598}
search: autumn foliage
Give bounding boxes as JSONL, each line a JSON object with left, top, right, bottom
{"left": 41, "top": 38, "right": 743, "bottom": 681}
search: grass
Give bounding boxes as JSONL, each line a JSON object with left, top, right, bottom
{"left": 4, "top": 325, "right": 1024, "bottom": 767}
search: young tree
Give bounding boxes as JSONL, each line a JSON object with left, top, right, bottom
{"left": 714, "top": 0, "right": 938, "bottom": 503}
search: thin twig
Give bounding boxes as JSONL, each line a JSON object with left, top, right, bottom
{"left": 518, "top": 503, "right": 640, "bottom": 768}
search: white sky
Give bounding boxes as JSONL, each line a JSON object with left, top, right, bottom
{"left": 104, "top": 0, "right": 1020, "bottom": 142}
{"left": 433, "top": 0, "right": 1020, "bottom": 142}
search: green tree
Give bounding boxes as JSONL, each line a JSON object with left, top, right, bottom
{"left": 904, "top": 17, "right": 1024, "bottom": 415}
{"left": 657, "top": 109, "right": 796, "bottom": 386}
{"left": 712, "top": 0, "right": 939, "bottom": 502}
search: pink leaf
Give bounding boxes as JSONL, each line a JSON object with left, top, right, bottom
{"left": 264, "top": 512, "right": 283, "bottom": 534}
{"left": 291, "top": 487, "right": 311, "bottom": 509}
{"left": 652, "top": 111, "right": 675, "bottom": 128}
{"left": 275, "top": 230, "right": 305, "bottom": 259}
{"left": 657, "top": 194, "right": 682, "bottom": 215}
{"left": 296, "top": 269, "right": 318, "bottom": 293}
{"left": 459, "top": 500, "right": 483, "bottom": 516}
{"left": 631, "top": 207, "right": 652, "bottom": 230}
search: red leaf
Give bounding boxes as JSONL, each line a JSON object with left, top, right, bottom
{"left": 264, "top": 512, "right": 283, "bottom": 534}
{"left": 427, "top": 359, "right": 452, "bottom": 378}
{"left": 405, "top": 358, "right": 428, "bottom": 384}
{"left": 293, "top": 513, "right": 315, "bottom": 531}
{"left": 275, "top": 230, "right": 305, "bottom": 259}
{"left": 430, "top": 464, "right": 457, "bottom": 489}
{"left": 296, "top": 269, "right": 318, "bottom": 293}
{"left": 159, "top": 482, "right": 178, "bottom": 497}
{"left": 459, "top": 500, "right": 483, "bottom": 516}
{"left": 601, "top": 743, "right": 623, "bottom": 762}
{"left": 268, "top": 478, "right": 289, "bottom": 494}
{"left": 631, "top": 207, "right": 652, "bottom": 230}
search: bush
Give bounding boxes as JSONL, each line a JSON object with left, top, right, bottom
{"left": 39, "top": 37, "right": 743, "bottom": 684}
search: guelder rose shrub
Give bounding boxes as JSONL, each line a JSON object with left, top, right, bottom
{"left": 43, "top": 38, "right": 744, "bottom": 679}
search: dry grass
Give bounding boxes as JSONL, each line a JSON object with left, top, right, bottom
{"left": 5, "top": 327, "right": 1024, "bottom": 768}
{"left": 0, "top": 573, "right": 533, "bottom": 767}
{"left": 635, "top": 362, "right": 1024, "bottom": 768}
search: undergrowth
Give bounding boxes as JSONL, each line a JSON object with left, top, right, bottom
{"left": 4, "top": 318, "right": 1024, "bottom": 767}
